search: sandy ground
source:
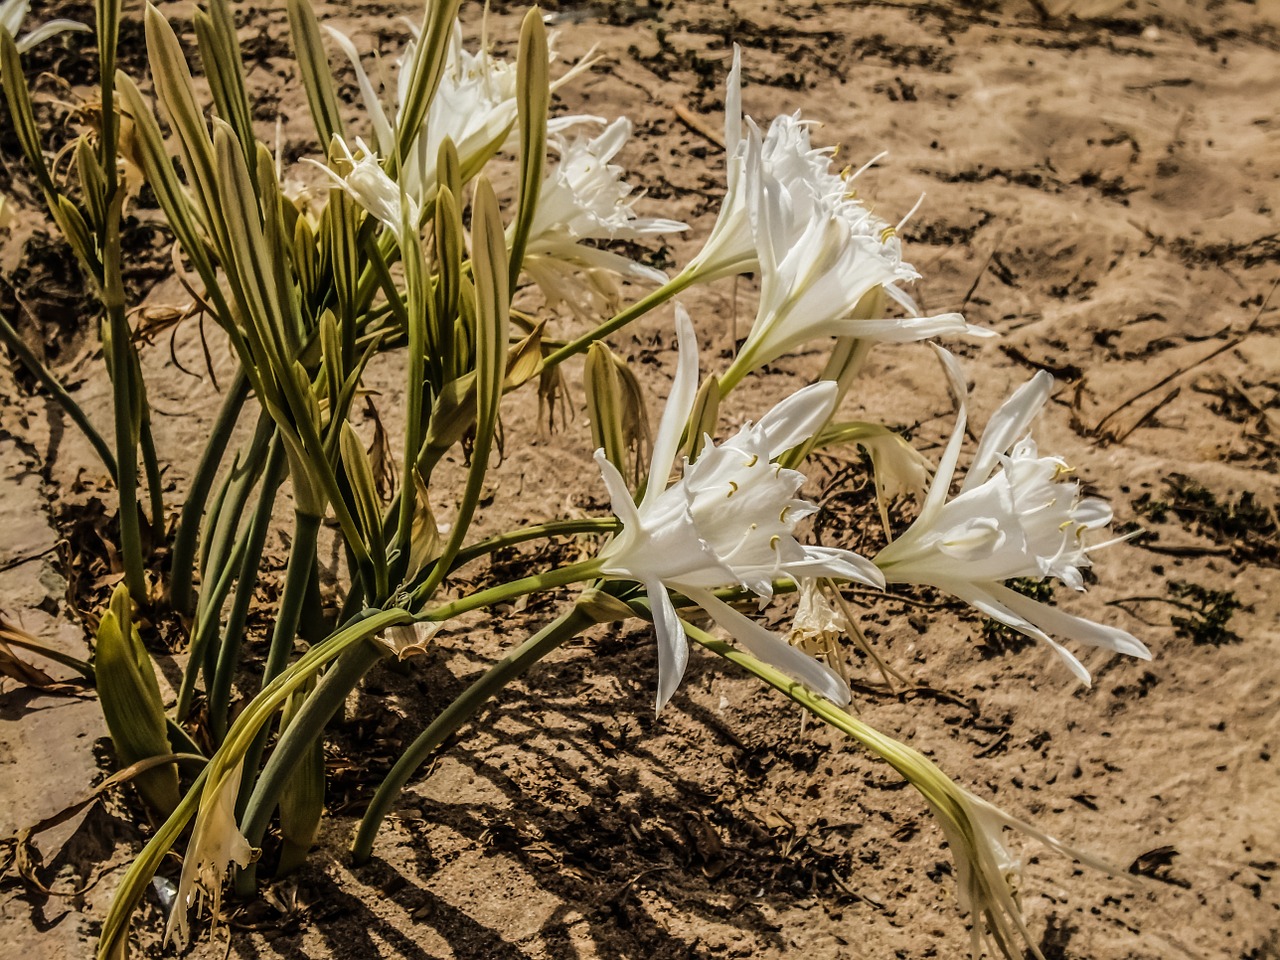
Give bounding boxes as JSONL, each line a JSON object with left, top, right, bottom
{"left": 1, "top": 0, "right": 1278, "bottom": 958}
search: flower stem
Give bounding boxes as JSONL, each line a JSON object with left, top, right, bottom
{"left": 235, "top": 638, "right": 386, "bottom": 895}
{"left": 208, "top": 439, "right": 288, "bottom": 743}
{"left": 169, "top": 371, "right": 249, "bottom": 616}
{"left": 539, "top": 269, "right": 698, "bottom": 371}
{"left": 232, "top": 510, "right": 324, "bottom": 817}
{"left": 413, "top": 558, "right": 602, "bottom": 618}
{"left": 352, "top": 604, "right": 596, "bottom": 863}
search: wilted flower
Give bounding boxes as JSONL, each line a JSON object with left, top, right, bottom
{"left": 0, "top": 0, "right": 89, "bottom": 53}
{"left": 166, "top": 761, "right": 254, "bottom": 948}
{"left": 855, "top": 718, "right": 1118, "bottom": 960}
{"left": 874, "top": 349, "right": 1149, "bottom": 683}
{"left": 592, "top": 306, "right": 884, "bottom": 710}
{"left": 519, "top": 117, "right": 687, "bottom": 317}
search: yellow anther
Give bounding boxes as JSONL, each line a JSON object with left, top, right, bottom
{"left": 779, "top": 506, "right": 790, "bottom": 523}
{"left": 770, "top": 535, "right": 781, "bottom": 551}
{"left": 880, "top": 225, "right": 897, "bottom": 243}
{"left": 745, "top": 454, "right": 759, "bottom": 467}
{"left": 727, "top": 480, "right": 739, "bottom": 498}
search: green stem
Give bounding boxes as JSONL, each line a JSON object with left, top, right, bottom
{"left": 236, "top": 639, "right": 385, "bottom": 894}
{"left": 0, "top": 309, "right": 117, "bottom": 482}
{"left": 170, "top": 371, "right": 250, "bottom": 616}
{"left": 208, "top": 439, "right": 287, "bottom": 743}
{"left": 104, "top": 305, "right": 146, "bottom": 601}
{"left": 232, "top": 511, "right": 323, "bottom": 819}
{"left": 139, "top": 414, "right": 164, "bottom": 536}
{"left": 539, "top": 270, "right": 698, "bottom": 371}
{"left": 412, "top": 558, "right": 601, "bottom": 617}
{"left": 263, "top": 512, "right": 323, "bottom": 684}
{"left": 176, "top": 520, "right": 251, "bottom": 719}
{"left": 403, "top": 517, "right": 618, "bottom": 599}
{"left": 199, "top": 412, "right": 274, "bottom": 592}
{"left": 352, "top": 604, "right": 595, "bottom": 863}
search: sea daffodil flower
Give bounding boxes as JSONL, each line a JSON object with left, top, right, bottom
{"left": 309, "top": 136, "right": 418, "bottom": 237}
{"left": 325, "top": 19, "right": 596, "bottom": 214}
{"left": 519, "top": 117, "right": 687, "bottom": 317}
{"left": 719, "top": 126, "right": 991, "bottom": 388}
{"left": 873, "top": 349, "right": 1149, "bottom": 683}
{"left": 681, "top": 46, "right": 847, "bottom": 282}
{"left": 592, "top": 306, "right": 884, "bottom": 710}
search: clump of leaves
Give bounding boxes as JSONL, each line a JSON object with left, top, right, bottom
{"left": 1167, "top": 581, "right": 1242, "bottom": 647}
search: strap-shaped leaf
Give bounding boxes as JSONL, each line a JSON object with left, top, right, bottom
{"left": 393, "top": 0, "right": 463, "bottom": 172}
{"left": 0, "top": 29, "right": 56, "bottom": 198}
{"left": 507, "top": 8, "right": 549, "bottom": 293}
{"left": 145, "top": 4, "right": 229, "bottom": 262}
{"left": 286, "top": 0, "right": 344, "bottom": 147}
{"left": 432, "top": 184, "right": 463, "bottom": 376}
{"left": 74, "top": 136, "right": 108, "bottom": 230}
{"left": 195, "top": 0, "right": 256, "bottom": 175}
{"left": 339, "top": 420, "right": 385, "bottom": 559}
{"left": 95, "top": 585, "right": 181, "bottom": 817}
{"left": 412, "top": 177, "right": 508, "bottom": 602}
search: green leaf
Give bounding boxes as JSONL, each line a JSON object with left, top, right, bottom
{"left": 286, "top": 0, "right": 344, "bottom": 147}
{"left": 0, "top": 30, "right": 53, "bottom": 194}
{"left": 584, "top": 342, "right": 627, "bottom": 475}
{"left": 507, "top": 9, "right": 549, "bottom": 293}
{"left": 95, "top": 585, "right": 180, "bottom": 816}
{"left": 340, "top": 420, "right": 384, "bottom": 554}
{"left": 393, "top": 0, "right": 463, "bottom": 173}
{"left": 145, "top": 3, "right": 224, "bottom": 254}
{"left": 195, "top": 0, "right": 256, "bottom": 174}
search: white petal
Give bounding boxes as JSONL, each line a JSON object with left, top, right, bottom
{"left": 849, "top": 312, "right": 983, "bottom": 343}
{"left": 943, "top": 580, "right": 1093, "bottom": 685}
{"left": 916, "top": 345, "right": 970, "bottom": 528}
{"left": 752, "top": 381, "right": 840, "bottom": 459}
{"left": 989, "top": 582, "right": 1151, "bottom": 662}
{"left": 16, "top": 18, "right": 90, "bottom": 52}
{"left": 323, "top": 26, "right": 395, "bottom": 154}
{"left": 594, "top": 450, "right": 642, "bottom": 530}
{"left": 963, "top": 371, "right": 1053, "bottom": 492}
{"left": 641, "top": 305, "right": 701, "bottom": 511}
{"left": 649, "top": 580, "right": 689, "bottom": 713}
{"left": 725, "top": 45, "right": 743, "bottom": 155}
{"left": 690, "top": 589, "right": 852, "bottom": 706}
{"left": 783, "top": 545, "right": 885, "bottom": 590}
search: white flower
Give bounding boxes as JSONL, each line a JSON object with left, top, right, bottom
{"left": 519, "top": 117, "right": 687, "bottom": 317}
{"left": 308, "top": 136, "right": 418, "bottom": 237}
{"left": 166, "top": 761, "right": 254, "bottom": 949}
{"left": 683, "top": 47, "right": 847, "bottom": 282}
{"left": 874, "top": 349, "right": 1149, "bottom": 683}
{"left": 325, "top": 19, "right": 596, "bottom": 214}
{"left": 1, "top": 0, "right": 89, "bottom": 53}
{"left": 720, "top": 126, "right": 991, "bottom": 386}
{"left": 593, "top": 306, "right": 884, "bottom": 710}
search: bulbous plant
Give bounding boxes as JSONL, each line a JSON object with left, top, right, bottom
{"left": 0, "top": 2, "right": 1150, "bottom": 957}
